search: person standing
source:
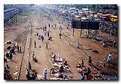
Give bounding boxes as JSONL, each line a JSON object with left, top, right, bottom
{"left": 41, "top": 35, "right": 44, "bottom": 42}
{"left": 45, "top": 43, "right": 48, "bottom": 49}
{"left": 28, "top": 62, "right": 31, "bottom": 70}
{"left": 51, "top": 25, "right": 53, "bottom": 28}
{"left": 59, "top": 64, "right": 64, "bottom": 73}
{"left": 80, "top": 71, "right": 85, "bottom": 80}
{"left": 67, "top": 27, "right": 69, "bottom": 29}
{"left": 58, "top": 51, "right": 60, "bottom": 61}
{"left": 85, "top": 67, "right": 91, "bottom": 79}
{"left": 32, "top": 51, "right": 35, "bottom": 61}
{"left": 107, "top": 52, "right": 112, "bottom": 67}
{"left": 53, "top": 55, "right": 56, "bottom": 62}
{"left": 63, "top": 74, "right": 68, "bottom": 80}
{"left": 55, "top": 24, "right": 56, "bottom": 28}
{"left": 47, "top": 31, "right": 50, "bottom": 37}
{"left": 88, "top": 56, "right": 93, "bottom": 66}
{"left": 48, "top": 24, "right": 50, "bottom": 28}
{"left": 17, "top": 45, "right": 19, "bottom": 52}
{"left": 81, "top": 59, "right": 84, "bottom": 67}
{"left": 59, "top": 33, "right": 62, "bottom": 39}
{"left": 5, "top": 64, "right": 10, "bottom": 73}
{"left": 10, "top": 47, "right": 15, "bottom": 54}
{"left": 45, "top": 26, "right": 47, "bottom": 31}
{"left": 19, "top": 46, "right": 22, "bottom": 53}
{"left": 6, "top": 51, "right": 10, "bottom": 58}
{"left": 34, "top": 41, "right": 36, "bottom": 48}
{"left": 113, "top": 40, "right": 117, "bottom": 48}
{"left": 76, "top": 41, "right": 80, "bottom": 48}
{"left": 43, "top": 69, "right": 48, "bottom": 80}
{"left": 37, "top": 32, "right": 38, "bottom": 36}
{"left": 44, "top": 31, "right": 47, "bottom": 36}
{"left": 9, "top": 52, "right": 13, "bottom": 61}
{"left": 51, "top": 52, "right": 54, "bottom": 61}
{"left": 38, "top": 35, "right": 41, "bottom": 40}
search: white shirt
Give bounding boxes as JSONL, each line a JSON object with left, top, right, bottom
{"left": 107, "top": 53, "right": 112, "bottom": 62}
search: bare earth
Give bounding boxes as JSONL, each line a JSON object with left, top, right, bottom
{"left": 4, "top": 10, "right": 118, "bottom": 80}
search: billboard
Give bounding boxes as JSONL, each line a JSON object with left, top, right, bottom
{"left": 71, "top": 20, "right": 100, "bottom": 30}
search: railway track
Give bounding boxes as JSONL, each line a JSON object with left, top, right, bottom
{"left": 15, "top": 10, "right": 104, "bottom": 80}
{"left": 41, "top": 11, "right": 88, "bottom": 65}
{"left": 48, "top": 15, "right": 105, "bottom": 80}
{"left": 16, "top": 24, "right": 32, "bottom": 80}
{"left": 16, "top": 32, "right": 28, "bottom": 80}
{"left": 15, "top": 15, "right": 34, "bottom": 80}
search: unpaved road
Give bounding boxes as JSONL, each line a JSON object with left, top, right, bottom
{"left": 4, "top": 8, "right": 118, "bottom": 80}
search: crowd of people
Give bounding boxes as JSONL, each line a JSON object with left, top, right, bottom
{"left": 4, "top": 5, "right": 118, "bottom": 80}
{"left": 4, "top": 41, "right": 22, "bottom": 80}
{"left": 83, "top": 30, "right": 118, "bottom": 48}
{"left": 49, "top": 51, "right": 71, "bottom": 80}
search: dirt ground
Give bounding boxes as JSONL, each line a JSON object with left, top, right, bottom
{"left": 4, "top": 9, "right": 118, "bottom": 80}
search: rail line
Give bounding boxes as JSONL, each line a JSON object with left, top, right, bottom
{"left": 16, "top": 10, "right": 104, "bottom": 80}
{"left": 16, "top": 15, "right": 34, "bottom": 80}
{"left": 16, "top": 26, "right": 29, "bottom": 80}
{"left": 48, "top": 15, "right": 105, "bottom": 80}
